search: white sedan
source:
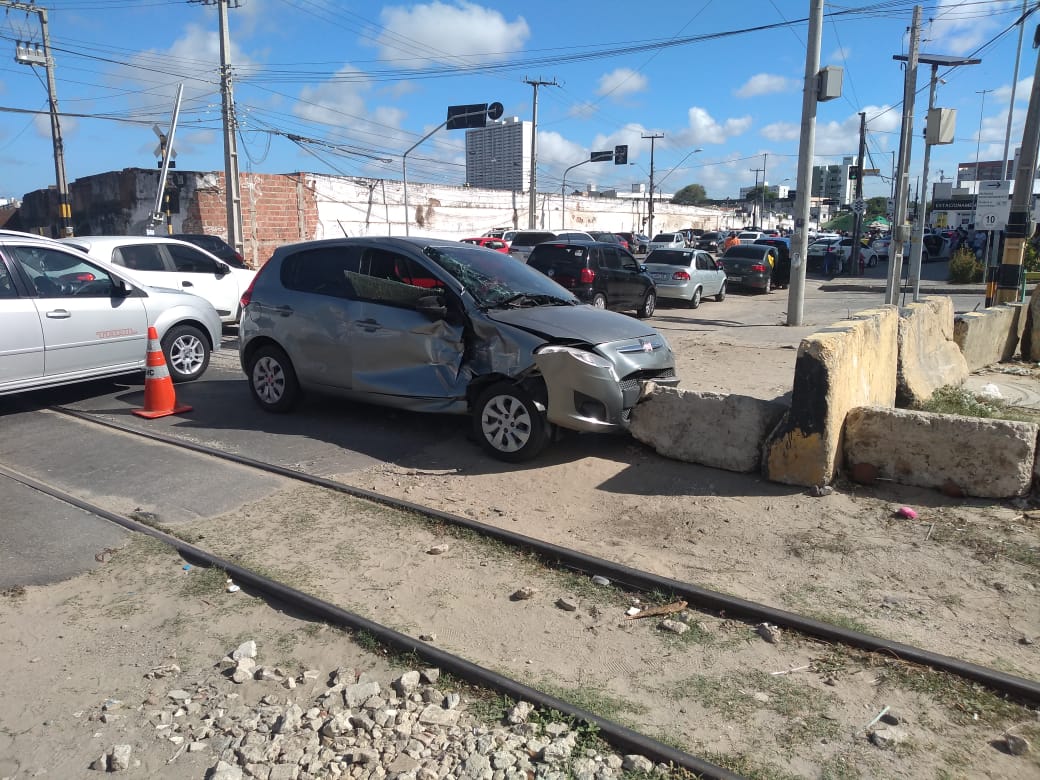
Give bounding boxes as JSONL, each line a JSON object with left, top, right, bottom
{"left": 61, "top": 235, "right": 255, "bottom": 323}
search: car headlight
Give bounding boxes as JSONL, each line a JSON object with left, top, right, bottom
{"left": 536, "top": 345, "right": 620, "bottom": 382}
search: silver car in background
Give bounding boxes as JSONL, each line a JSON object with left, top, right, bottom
{"left": 238, "top": 236, "right": 679, "bottom": 461}
{"left": 0, "top": 230, "right": 221, "bottom": 394}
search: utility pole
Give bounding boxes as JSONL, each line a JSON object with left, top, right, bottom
{"left": 524, "top": 77, "right": 557, "bottom": 229}
{"left": 643, "top": 133, "right": 664, "bottom": 238}
{"left": 750, "top": 164, "right": 765, "bottom": 226}
{"left": 6, "top": 0, "right": 71, "bottom": 235}
{"left": 884, "top": 5, "right": 922, "bottom": 305}
{"left": 761, "top": 154, "right": 768, "bottom": 228}
{"left": 190, "top": 0, "right": 244, "bottom": 255}
{"left": 850, "top": 112, "right": 867, "bottom": 277}
{"left": 994, "top": 20, "right": 1040, "bottom": 305}
{"left": 787, "top": 0, "right": 826, "bottom": 326}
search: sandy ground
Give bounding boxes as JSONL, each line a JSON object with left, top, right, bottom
{"left": 2, "top": 290, "right": 1039, "bottom": 778}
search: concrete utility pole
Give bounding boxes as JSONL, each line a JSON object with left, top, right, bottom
{"left": 524, "top": 77, "right": 557, "bottom": 229}
{"left": 750, "top": 164, "right": 765, "bottom": 226}
{"left": 850, "top": 112, "right": 867, "bottom": 278}
{"left": 643, "top": 133, "right": 664, "bottom": 238}
{"left": 994, "top": 21, "right": 1040, "bottom": 305}
{"left": 787, "top": 0, "right": 826, "bottom": 326}
{"left": 6, "top": 0, "right": 71, "bottom": 235}
{"left": 190, "top": 0, "right": 244, "bottom": 255}
{"left": 884, "top": 5, "right": 922, "bottom": 305}
{"left": 761, "top": 154, "right": 768, "bottom": 228}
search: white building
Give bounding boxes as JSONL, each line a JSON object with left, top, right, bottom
{"left": 464, "top": 118, "right": 531, "bottom": 192}
{"left": 811, "top": 156, "right": 855, "bottom": 206}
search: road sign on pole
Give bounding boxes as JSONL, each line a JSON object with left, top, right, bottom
{"left": 974, "top": 180, "right": 1011, "bottom": 230}
{"left": 852, "top": 198, "right": 865, "bottom": 214}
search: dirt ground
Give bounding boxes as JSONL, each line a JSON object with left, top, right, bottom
{"left": 2, "top": 293, "right": 1039, "bottom": 779}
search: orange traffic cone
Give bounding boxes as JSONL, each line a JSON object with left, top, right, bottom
{"left": 133, "top": 326, "right": 192, "bottom": 419}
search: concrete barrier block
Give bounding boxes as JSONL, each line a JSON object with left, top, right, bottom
{"left": 897, "top": 296, "right": 968, "bottom": 407}
{"left": 844, "top": 406, "right": 1038, "bottom": 498}
{"left": 1022, "top": 284, "right": 1040, "bottom": 361}
{"left": 630, "top": 385, "right": 788, "bottom": 472}
{"left": 954, "top": 305, "right": 1021, "bottom": 370}
{"left": 764, "top": 307, "right": 899, "bottom": 487}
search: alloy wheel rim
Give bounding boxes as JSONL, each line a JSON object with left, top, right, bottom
{"left": 481, "top": 394, "right": 531, "bottom": 453}
{"left": 169, "top": 335, "right": 204, "bottom": 376}
{"left": 254, "top": 356, "right": 285, "bottom": 404}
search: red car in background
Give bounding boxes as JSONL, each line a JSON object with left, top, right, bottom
{"left": 461, "top": 237, "right": 510, "bottom": 253}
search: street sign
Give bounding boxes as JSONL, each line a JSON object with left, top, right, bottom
{"left": 590, "top": 150, "right": 613, "bottom": 162}
{"left": 862, "top": 168, "right": 880, "bottom": 176}
{"left": 974, "top": 180, "right": 1011, "bottom": 230}
{"left": 852, "top": 198, "right": 865, "bottom": 214}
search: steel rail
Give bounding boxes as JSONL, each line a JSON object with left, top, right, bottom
{"left": 51, "top": 406, "right": 1040, "bottom": 707}
{"left": 0, "top": 461, "right": 742, "bottom": 780}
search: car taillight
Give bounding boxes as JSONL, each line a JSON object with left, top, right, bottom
{"left": 673, "top": 270, "right": 690, "bottom": 280}
{"left": 751, "top": 264, "right": 767, "bottom": 273}
{"left": 579, "top": 267, "right": 596, "bottom": 284}
{"left": 240, "top": 276, "right": 257, "bottom": 308}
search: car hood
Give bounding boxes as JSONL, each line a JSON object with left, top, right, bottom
{"left": 484, "top": 303, "right": 657, "bottom": 344}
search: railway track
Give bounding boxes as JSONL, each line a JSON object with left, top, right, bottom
{"left": 1, "top": 405, "right": 1037, "bottom": 778}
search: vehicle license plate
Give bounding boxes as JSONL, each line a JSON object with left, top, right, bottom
{"left": 651, "top": 272, "right": 668, "bottom": 280}
{"left": 727, "top": 276, "right": 742, "bottom": 283}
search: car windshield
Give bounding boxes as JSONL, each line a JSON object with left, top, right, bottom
{"left": 646, "top": 250, "right": 693, "bottom": 266}
{"left": 421, "top": 244, "right": 578, "bottom": 308}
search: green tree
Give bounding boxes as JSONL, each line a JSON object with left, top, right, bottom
{"left": 672, "top": 183, "right": 708, "bottom": 205}
{"left": 866, "top": 196, "right": 887, "bottom": 216}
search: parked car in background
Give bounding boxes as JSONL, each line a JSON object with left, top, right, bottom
{"left": 737, "top": 230, "right": 763, "bottom": 245}
{"left": 61, "top": 235, "right": 256, "bottom": 324}
{"left": 643, "top": 248, "right": 726, "bottom": 308}
{"left": 647, "top": 233, "right": 686, "bottom": 253}
{"left": 238, "top": 236, "right": 678, "bottom": 462}
{"left": 871, "top": 235, "right": 893, "bottom": 258}
{"left": 587, "top": 231, "right": 627, "bottom": 249}
{"left": 527, "top": 240, "right": 657, "bottom": 317}
{"left": 171, "top": 233, "right": 248, "bottom": 269}
{"left": 753, "top": 237, "right": 791, "bottom": 288}
{"left": 720, "top": 243, "right": 780, "bottom": 293}
{"left": 554, "top": 230, "right": 596, "bottom": 242}
{"left": 696, "top": 231, "right": 723, "bottom": 253}
{"left": 506, "top": 230, "right": 557, "bottom": 263}
{"left": 631, "top": 234, "right": 651, "bottom": 254}
{"left": 461, "top": 237, "right": 510, "bottom": 253}
{"left": 0, "top": 230, "right": 221, "bottom": 392}
{"left": 806, "top": 237, "right": 846, "bottom": 274}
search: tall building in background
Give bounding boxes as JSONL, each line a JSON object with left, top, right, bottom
{"left": 810, "top": 156, "right": 854, "bottom": 206}
{"left": 465, "top": 118, "right": 531, "bottom": 191}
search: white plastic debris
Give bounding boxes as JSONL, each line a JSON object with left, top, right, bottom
{"left": 977, "top": 383, "right": 1003, "bottom": 400}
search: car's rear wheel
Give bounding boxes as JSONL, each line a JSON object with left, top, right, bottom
{"left": 161, "top": 324, "right": 210, "bottom": 383}
{"left": 715, "top": 282, "right": 726, "bottom": 302}
{"left": 591, "top": 292, "right": 607, "bottom": 309}
{"left": 473, "top": 382, "right": 548, "bottom": 462}
{"left": 637, "top": 290, "right": 656, "bottom": 318}
{"left": 760, "top": 277, "right": 772, "bottom": 294}
{"left": 248, "top": 344, "right": 300, "bottom": 413}
{"left": 688, "top": 287, "right": 702, "bottom": 309}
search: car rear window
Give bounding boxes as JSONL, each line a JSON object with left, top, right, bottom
{"left": 647, "top": 250, "right": 693, "bottom": 266}
{"left": 724, "top": 246, "right": 767, "bottom": 259}
{"left": 651, "top": 234, "right": 678, "bottom": 242}
{"left": 510, "top": 231, "right": 556, "bottom": 247}
{"left": 528, "top": 244, "right": 593, "bottom": 273}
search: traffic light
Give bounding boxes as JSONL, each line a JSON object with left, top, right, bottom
{"left": 614, "top": 144, "right": 628, "bottom": 165}
{"left": 848, "top": 165, "right": 860, "bottom": 181}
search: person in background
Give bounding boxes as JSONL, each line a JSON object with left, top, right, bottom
{"left": 723, "top": 231, "right": 741, "bottom": 252}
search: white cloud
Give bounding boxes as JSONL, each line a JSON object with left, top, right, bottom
{"left": 568, "top": 101, "right": 598, "bottom": 119}
{"left": 296, "top": 66, "right": 372, "bottom": 125}
{"left": 812, "top": 105, "right": 899, "bottom": 156}
{"left": 760, "top": 122, "right": 800, "bottom": 142}
{"left": 734, "top": 73, "right": 799, "bottom": 98}
{"left": 596, "top": 68, "right": 648, "bottom": 99}
{"left": 535, "top": 130, "right": 587, "bottom": 171}
{"left": 377, "top": 2, "right": 529, "bottom": 65}
{"left": 678, "top": 107, "right": 752, "bottom": 145}
{"left": 924, "top": 0, "right": 1016, "bottom": 55}
{"left": 827, "top": 47, "right": 850, "bottom": 63}
{"left": 995, "top": 76, "right": 1032, "bottom": 104}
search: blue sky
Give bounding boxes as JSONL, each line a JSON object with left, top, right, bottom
{"left": 0, "top": 0, "right": 1033, "bottom": 205}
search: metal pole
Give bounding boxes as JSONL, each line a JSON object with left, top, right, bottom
{"left": 787, "top": 0, "right": 825, "bottom": 326}
{"left": 885, "top": 5, "right": 922, "bottom": 305}
{"left": 971, "top": 89, "right": 993, "bottom": 231}
{"left": 908, "top": 65, "right": 938, "bottom": 300}
{"left": 994, "top": 24, "right": 1040, "bottom": 305}
{"left": 561, "top": 159, "right": 592, "bottom": 229}
{"left": 1002, "top": 0, "right": 1029, "bottom": 180}
{"left": 150, "top": 84, "right": 184, "bottom": 234}
{"left": 643, "top": 133, "right": 664, "bottom": 238}
{"left": 525, "top": 78, "right": 557, "bottom": 229}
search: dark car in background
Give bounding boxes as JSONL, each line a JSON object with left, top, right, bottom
{"left": 753, "top": 236, "right": 791, "bottom": 288}
{"left": 527, "top": 240, "right": 657, "bottom": 318}
{"left": 720, "top": 243, "right": 780, "bottom": 293}
{"left": 506, "top": 230, "right": 557, "bottom": 263}
{"left": 238, "top": 236, "right": 677, "bottom": 461}
{"left": 696, "top": 231, "right": 723, "bottom": 253}
{"left": 171, "top": 233, "right": 248, "bottom": 269}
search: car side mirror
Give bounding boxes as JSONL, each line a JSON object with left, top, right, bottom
{"left": 640, "top": 265, "right": 648, "bottom": 273}
{"left": 215, "top": 261, "right": 230, "bottom": 277}
{"left": 416, "top": 294, "right": 447, "bottom": 319}
{"left": 113, "top": 277, "right": 135, "bottom": 297}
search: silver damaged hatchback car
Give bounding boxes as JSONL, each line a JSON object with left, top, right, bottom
{"left": 238, "top": 237, "right": 679, "bottom": 461}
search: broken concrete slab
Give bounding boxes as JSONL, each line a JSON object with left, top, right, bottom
{"left": 897, "top": 296, "right": 968, "bottom": 407}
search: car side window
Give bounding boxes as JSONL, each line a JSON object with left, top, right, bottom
{"left": 0, "top": 260, "right": 16, "bottom": 298}
{"left": 351, "top": 249, "right": 443, "bottom": 308}
{"left": 600, "top": 247, "right": 621, "bottom": 270}
{"left": 112, "top": 244, "right": 166, "bottom": 271}
{"left": 282, "top": 246, "right": 359, "bottom": 298}
{"left": 168, "top": 244, "right": 221, "bottom": 274}
{"left": 619, "top": 250, "right": 640, "bottom": 272}
{"left": 9, "top": 245, "right": 115, "bottom": 298}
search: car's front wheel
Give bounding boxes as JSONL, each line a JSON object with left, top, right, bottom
{"left": 473, "top": 382, "right": 548, "bottom": 462}
{"left": 688, "top": 287, "right": 702, "bottom": 309}
{"left": 636, "top": 290, "right": 656, "bottom": 318}
{"left": 591, "top": 292, "right": 607, "bottom": 309}
{"left": 161, "top": 324, "right": 210, "bottom": 382}
{"left": 248, "top": 344, "right": 300, "bottom": 413}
